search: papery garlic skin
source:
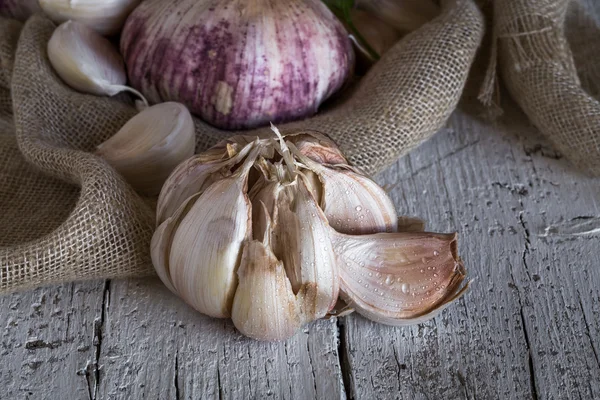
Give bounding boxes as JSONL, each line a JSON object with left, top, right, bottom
{"left": 48, "top": 21, "right": 147, "bottom": 102}
{"left": 40, "top": 0, "right": 140, "bottom": 36}
{"left": 167, "top": 148, "right": 259, "bottom": 318}
{"left": 96, "top": 102, "right": 195, "bottom": 196}
{"left": 0, "top": 0, "right": 41, "bottom": 21}
{"left": 157, "top": 143, "right": 255, "bottom": 225}
{"left": 120, "top": 0, "right": 354, "bottom": 130}
{"left": 231, "top": 240, "right": 301, "bottom": 341}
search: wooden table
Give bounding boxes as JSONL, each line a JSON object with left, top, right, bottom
{"left": 1, "top": 104, "right": 599, "bottom": 399}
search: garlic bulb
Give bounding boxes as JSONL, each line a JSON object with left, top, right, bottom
{"left": 96, "top": 102, "right": 196, "bottom": 195}
{"left": 152, "top": 128, "right": 469, "bottom": 341}
{"left": 39, "top": 0, "right": 140, "bottom": 36}
{"left": 0, "top": 0, "right": 41, "bottom": 21}
{"left": 48, "top": 21, "right": 147, "bottom": 104}
{"left": 120, "top": 0, "right": 354, "bottom": 130}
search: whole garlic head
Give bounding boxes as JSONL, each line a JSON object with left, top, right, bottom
{"left": 152, "top": 128, "right": 469, "bottom": 341}
{"left": 121, "top": 0, "right": 354, "bottom": 130}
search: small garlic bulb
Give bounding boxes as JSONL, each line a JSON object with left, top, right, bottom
{"left": 96, "top": 102, "right": 196, "bottom": 196}
{"left": 39, "top": 0, "right": 140, "bottom": 36}
{"left": 120, "top": 0, "right": 354, "bottom": 130}
{"left": 48, "top": 21, "right": 147, "bottom": 104}
{"left": 152, "top": 128, "right": 469, "bottom": 341}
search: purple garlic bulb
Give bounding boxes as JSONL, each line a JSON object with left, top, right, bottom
{"left": 120, "top": 0, "right": 354, "bottom": 130}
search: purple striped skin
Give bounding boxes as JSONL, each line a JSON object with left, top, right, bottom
{"left": 121, "top": 0, "right": 354, "bottom": 130}
{"left": 0, "top": 0, "right": 41, "bottom": 21}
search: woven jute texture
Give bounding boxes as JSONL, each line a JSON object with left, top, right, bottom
{"left": 482, "top": 0, "right": 600, "bottom": 175}
{"left": 0, "top": 0, "right": 484, "bottom": 294}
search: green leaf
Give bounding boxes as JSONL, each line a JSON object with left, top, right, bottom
{"left": 322, "top": 0, "right": 380, "bottom": 61}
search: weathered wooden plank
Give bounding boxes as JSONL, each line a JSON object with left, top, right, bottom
{"left": 339, "top": 104, "right": 600, "bottom": 400}
{"left": 95, "top": 278, "right": 345, "bottom": 400}
{"left": 0, "top": 281, "right": 104, "bottom": 399}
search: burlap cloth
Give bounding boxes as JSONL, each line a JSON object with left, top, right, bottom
{"left": 1, "top": 0, "right": 487, "bottom": 294}
{"left": 480, "top": 0, "right": 600, "bottom": 174}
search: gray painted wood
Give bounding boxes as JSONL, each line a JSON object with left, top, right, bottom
{"left": 1, "top": 103, "right": 599, "bottom": 399}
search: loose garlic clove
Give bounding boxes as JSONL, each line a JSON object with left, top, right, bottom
{"left": 332, "top": 231, "right": 469, "bottom": 326}
{"left": 167, "top": 147, "right": 260, "bottom": 318}
{"left": 96, "top": 102, "right": 195, "bottom": 196}
{"left": 289, "top": 143, "right": 397, "bottom": 234}
{"left": 273, "top": 174, "right": 340, "bottom": 321}
{"left": 156, "top": 143, "right": 255, "bottom": 225}
{"left": 231, "top": 240, "right": 302, "bottom": 341}
{"left": 48, "top": 21, "right": 147, "bottom": 103}
{"left": 40, "top": 0, "right": 140, "bottom": 36}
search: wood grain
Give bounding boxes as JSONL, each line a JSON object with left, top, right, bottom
{"left": 1, "top": 107, "right": 599, "bottom": 399}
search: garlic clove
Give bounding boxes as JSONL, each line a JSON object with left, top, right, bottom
{"left": 331, "top": 231, "right": 468, "bottom": 326}
{"left": 249, "top": 178, "right": 281, "bottom": 243}
{"left": 48, "top": 20, "right": 147, "bottom": 103}
{"left": 289, "top": 143, "right": 398, "bottom": 234}
{"left": 150, "top": 192, "right": 202, "bottom": 294}
{"left": 273, "top": 173, "right": 340, "bottom": 321}
{"left": 167, "top": 146, "right": 260, "bottom": 318}
{"left": 156, "top": 142, "right": 255, "bottom": 225}
{"left": 285, "top": 131, "right": 348, "bottom": 166}
{"left": 231, "top": 240, "right": 302, "bottom": 341}
{"left": 96, "top": 102, "right": 195, "bottom": 196}
{"left": 40, "top": 0, "right": 140, "bottom": 36}
{"left": 301, "top": 169, "right": 323, "bottom": 206}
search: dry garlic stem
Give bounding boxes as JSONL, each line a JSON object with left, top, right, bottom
{"left": 40, "top": 0, "right": 140, "bottom": 36}
{"left": 48, "top": 21, "right": 147, "bottom": 104}
{"left": 96, "top": 102, "right": 195, "bottom": 196}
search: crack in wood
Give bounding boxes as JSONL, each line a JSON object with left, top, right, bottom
{"left": 91, "top": 280, "right": 110, "bottom": 400}
{"left": 519, "top": 309, "right": 539, "bottom": 400}
{"left": 216, "top": 360, "right": 223, "bottom": 400}
{"left": 336, "top": 318, "right": 353, "bottom": 400}
{"left": 304, "top": 334, "right": 318, "bottom": 399}
{"left": 173, "top": 351, "right": 180, "bottom": 400}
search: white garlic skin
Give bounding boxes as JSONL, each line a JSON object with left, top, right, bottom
{"left": 40, "top": 0, "right": 140, "bottom": 36}
{"left": 120, "top": 0, "right": 354, "bottom": 130}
